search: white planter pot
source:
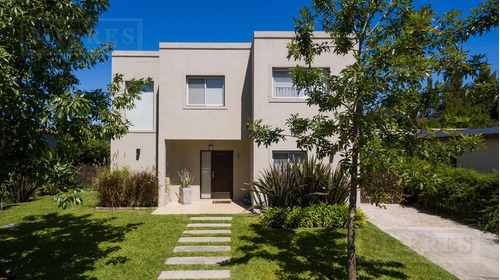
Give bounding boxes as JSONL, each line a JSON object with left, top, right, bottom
{"left": 180, "top": 188, "right": 192, "bottom": 204}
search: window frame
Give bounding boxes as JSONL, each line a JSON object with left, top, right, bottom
{"left": 272, "top": 150, "right": 307, "bottom": 166}
{"left": 126, "top": 82, "right": 155, "bottom": 132}
{"left": 272, "top": 69, "right": 308, "bottom": 99}
{"left": 186, "top": 76, "right": 225, "bottom": 107}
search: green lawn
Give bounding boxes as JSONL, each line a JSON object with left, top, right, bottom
{"left": 0, "top": 192, "right": 456, "bottom": 279}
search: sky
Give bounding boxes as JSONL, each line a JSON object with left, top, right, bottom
{"left": 76, "top": 0, "right": 499, "bottom": 91}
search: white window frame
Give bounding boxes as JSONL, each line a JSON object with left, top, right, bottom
{"left": 272, "top": 151, "right": 307, "bottom": 166}
{"left": 186, "top": 77, "right": 225, "bottom": 106}
{"left": 126, "top": 82, "right": 155, "bottom": 131}
{"left": 272, "top": 69, "right": 308, "bottom": 99}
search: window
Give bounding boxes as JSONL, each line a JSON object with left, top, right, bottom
{"left": 187, "top": 77, "right": 224, "bottom": 106}
{"left": 273, "top": 70, "right": 308, "bottom": 98}
{"left": 126, "top": 83, "right": 154, "bottom": 131}
{"left": 272, "top": 151, "right": 307, "bottom": 166}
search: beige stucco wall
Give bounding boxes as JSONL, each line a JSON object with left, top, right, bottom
{"left": 251, "top": 31, "right": 355, "bottom": 181}
{"left": 158, "top": 43, "right": 252, "bottom": 140}
{"left": 110, "top": 51, "right": 159, "bottom": 171}
{"left": 457, "top": 138, "right": 499, "bottom": 173}
{"left": 163, "top": 140, "right": 251, "bottom": 203}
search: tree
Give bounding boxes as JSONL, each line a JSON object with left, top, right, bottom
{"left": 246, "top": 0, "right": 498, "bottom": 278}
{"left": 421, "top": 66, "right": 499, "bottom": 128}
{"left": 0, "top": 0, "right": 150, "bottom": 207}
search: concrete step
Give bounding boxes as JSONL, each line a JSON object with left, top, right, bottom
{"left": 190, "top": 217, "right": 232, "bottom": 221}
{"left": 165, "top": 256, "right": 230, "bottom": 265}
{"left": 186, "top": 223, "right": 231, "bottom": 227}
{"left": 178, "top": 237, "right": 230, "bottom": 243}
{"left": 183, "top": 230, "right": 231, "bottom": 235}
{"left": 173, "top": 245, "right": 231, "bottom": 252}
{"left": 158, "top": 270, "right": 230, "bottom": 279}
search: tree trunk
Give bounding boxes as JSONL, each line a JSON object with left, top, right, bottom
{"left": 348, "top": 104, "right": 361, "bottom": 280}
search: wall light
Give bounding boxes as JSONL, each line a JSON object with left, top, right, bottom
{"left": 208, "top": 144, "right": 214, "bottom": 151}
{"left": 136, "top": 148, "right": 141, "bottom": 160}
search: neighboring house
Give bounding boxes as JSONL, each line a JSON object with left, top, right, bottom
{"left": 111, "top": 31, "right": 354, "bottom": 207}
{"left": 421, "top": 127, "right": 499, "bottom": 173}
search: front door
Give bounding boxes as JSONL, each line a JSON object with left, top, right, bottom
{"left": 211, "top": 151, "right": 233, "bottom": 199}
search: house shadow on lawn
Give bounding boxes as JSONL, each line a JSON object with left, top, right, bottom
{"left": 232, "top": 223, "right": 407, "bottom": 279}
{"left": 0, "top": 213, "right": 142, "bottom": 280}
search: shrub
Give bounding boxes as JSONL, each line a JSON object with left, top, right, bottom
{"left": 95, "top": 168, "right": 158, "bottom": 207}
{"left": 5, "top": 174, "right": 39, "bottom": 203}
{"left": 404, "top": 161, "right": 499, "bottom": 234}
{"left": 251, "top": 157, "right": 349, "bottom": 208}
{"left": 260, "top": 203, "right": 367, "bottom": 229}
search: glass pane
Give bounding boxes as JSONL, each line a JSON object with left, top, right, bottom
{"left": 272, "top": 152, "right": 289, "bottom": 166}
{"left": 201, "top": 151, "right": 211, "bottom": 198}
{"left": 273, "top": 70, "right": 293, "bottom": 87}
{"left": 206, "top": 78, "right": 224, "bottom": 105}
{"left": 290, "top": 152, "right": 306, "bottom": 163}
{"left": 127, "top": 89, "right": 154, "bottom": 130}
{"left": 188, "top": 78, "right": 205, "bottom": 104}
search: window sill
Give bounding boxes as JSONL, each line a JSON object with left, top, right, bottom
{"left": 183, "top": 106, "right": 228, "bottom": 110}
{"left": 128, "top": 130, "right": 156, "bottom": 133}
{"left": 269, "top": 98, "right": 308, "bottom": 103}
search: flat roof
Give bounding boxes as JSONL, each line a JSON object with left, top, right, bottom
{"left": 420, "top": 127, "right": 499, "bottom": 138}
{"left": 159, "top": 42, "right": 252, "bottom": 50}
{"left": 112, "top": 51, "right": 159, "bottom": 57}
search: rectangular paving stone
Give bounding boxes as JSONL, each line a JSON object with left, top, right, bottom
{"left": 190, "top": 217, "right": 232, "bottom": 221}
{"left": 158, "top": 270, "right": 230, "bottom": 279}
{"left": 165, "top": 256, "right": 230, "bottom": 265}
{"left": 183, "top": 230, "right": 231, "bottom": 234}
{"left": 173, "top": 245, "right": 231, "bottom": 252}
{"left": 186, "top": 223, "right": 231, "bottom": 227}
{"left": 178, "top": 237, "right": 230, "bottom": 243}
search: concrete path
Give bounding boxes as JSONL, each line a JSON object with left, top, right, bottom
{"left": 158, "top": 217, "right": 232, "bottom": 279}
{"left": 360, "top": 203, "right": 499, "bottom": 280}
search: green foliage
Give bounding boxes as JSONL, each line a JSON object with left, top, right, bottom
{"left": 95, "top": 168, "right": 158, "bottom": 207}
{"left": 260, "top": 203, "right": 367, "bottom": 229}
{"left": 251, "top": 157, "right": 349, "bottom": 208}
{"left": 74, "top": 139, "right": 110, "bottom": 166}
{"left": 0, "top": 0, "right": 152, "bottom": 208}
{"left": 403, "top": 161, "right": 499, "bottom": 233}
{"left": 177, "top": 169, "right": 194, "bottom": 188}
{"left": 5, "top": 173, "right": 38, "bottom": 204}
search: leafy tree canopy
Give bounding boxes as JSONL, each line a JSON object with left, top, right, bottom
{"left": 0, "top": 0, "right": 151, "bottom": 207}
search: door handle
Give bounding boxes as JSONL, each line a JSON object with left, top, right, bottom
{"left": 212, "top": 171, "right": 214, "bottom": 178}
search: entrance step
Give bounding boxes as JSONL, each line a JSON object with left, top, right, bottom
{"left": 158, "top": 270, "right": 230, "bottom": 279}
{"left": 183, "top": 230, "right": 231, "bottom": 235}
{"left": 190, "top": 217, "right": 232, "bottom": 221}
{"left": 187, "top": 223, "right": 231, "bottom": 227}
{"left": 165, "top": 256, "right": 230, "bottom": 265}
{"left": 173, "top": 245, "right": 231, "bottom": 252}
{"left": 178, "top": 237, "right": 230, "bottom": 243}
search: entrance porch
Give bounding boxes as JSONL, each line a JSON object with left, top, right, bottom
{"left": 152, "top": 199, "right": 250, "bottom": 215}
{"left": 161, "top": 140, "right": 251, "bottom": 207}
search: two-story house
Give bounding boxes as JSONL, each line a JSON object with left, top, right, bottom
{"left": 110, "top": 31, "right": 354, "bottom": 208}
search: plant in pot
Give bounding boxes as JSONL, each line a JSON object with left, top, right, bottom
{"left": 178, "top": 169, "right": 194, "bottom": 204}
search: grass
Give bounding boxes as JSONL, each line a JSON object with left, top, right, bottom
{"left": 0, "top": 192, "right": 457, "bottom": 279}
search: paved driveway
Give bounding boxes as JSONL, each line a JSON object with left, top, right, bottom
{"left": 360, "top": 203, "right": 499, "bottom": 280}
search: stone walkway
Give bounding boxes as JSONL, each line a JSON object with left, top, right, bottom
{"left": 360, "top": 203, "right": 499, "bottom": 280}
{"left": 158, "top": 216, "right": 232, "bottom": 279}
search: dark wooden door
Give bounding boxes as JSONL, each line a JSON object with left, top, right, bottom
{"left": 211, "top": 151, "right": 233, "bottom": 199}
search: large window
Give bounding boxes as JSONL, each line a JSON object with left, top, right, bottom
{"left": 126, "top": 83, "right": 154, "bottom": 131}
{"left": 272, "top": 151, "right": 307, "bottom": 166}
{"left": 187, "top": 77, "right": 224, "bottom": 106}
{"left": 272, "top": 70, "right": 308, "bottom": 98}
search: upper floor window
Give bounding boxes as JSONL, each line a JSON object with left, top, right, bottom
{"left": 127, "top": 83, "right": 154, "bottom": 131}
{"left": 272, "top": 70, "right": 307, "bottom": 98}
{"left": 187, "top": 77, "right": 224, "bottom": 106}
{"left": 272, "top": 151, "right": 307, "bottom": 166}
